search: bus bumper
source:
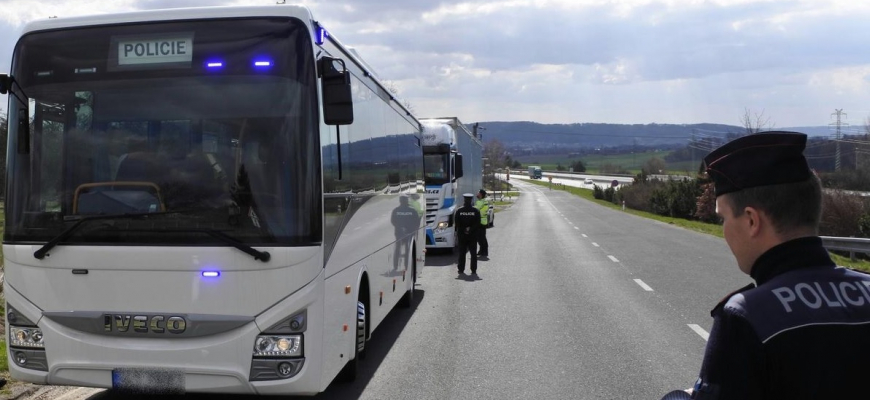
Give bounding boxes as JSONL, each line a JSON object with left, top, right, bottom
{"left": 4, "top": 273, "right": 327, "bottom": 395}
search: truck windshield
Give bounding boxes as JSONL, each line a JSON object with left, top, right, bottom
{"left": 423, "top": 153, "right": 450, "bottom": 185}
{"left": 4, "top": 17, "right": 322, "bottom": 246}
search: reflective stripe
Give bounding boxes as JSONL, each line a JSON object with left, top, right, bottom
{"left": 474, "top": 199, "right": 489, "bottom": 225}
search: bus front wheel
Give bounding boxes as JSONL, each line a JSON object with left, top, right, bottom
{"left": 340, "top": 300, "right": 366, "bottom": 382}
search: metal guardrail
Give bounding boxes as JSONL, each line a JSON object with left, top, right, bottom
{"left": 821, "top": 236, "right": 870, "bottom": 261}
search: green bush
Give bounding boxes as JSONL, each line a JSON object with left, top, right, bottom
{"left": 619, "top": 179, "right": 660, "bottom": 213}
{"left": 860, "top": 213, "right": 870, "bottom": 238}
{"left": 592, "top": 185, "right": 604, "bottom": 200}
{"left": 667, "top": 178, "right": 703, "bottom": 219}
{"left": 603, "top": 186, "right": 616, "bottom": 203}
{"left": 620, "top": 173, "right": 704, "bottom": 217}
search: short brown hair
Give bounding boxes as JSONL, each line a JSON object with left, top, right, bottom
{"left": 724, "top": 174, "right": 822, "bottom": 235}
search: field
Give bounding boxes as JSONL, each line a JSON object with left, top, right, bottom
{"left": 515, "top": 150, "right": 700, "bottom": 175}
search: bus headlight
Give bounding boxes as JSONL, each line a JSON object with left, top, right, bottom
{"left": 253, "top": 335, "right": 302, "bottom": 357}
{"left": 10, "top": 327, "right": 45, "bottom": 349}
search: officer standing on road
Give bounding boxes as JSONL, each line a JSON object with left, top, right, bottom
{"left": 475, "top": 189, "right": 490, "bottom": 259}
{"left": 455, "top": 193, "right": 480, "bottom": 275}
{"left": 661, "top": 132, "right": 870, "bottom": 400}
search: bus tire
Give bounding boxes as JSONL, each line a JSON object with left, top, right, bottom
{"left": 339, "top": 300, "right": 366, "bottom": 382}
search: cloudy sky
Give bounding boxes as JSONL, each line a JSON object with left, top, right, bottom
{"left": 2, "top": 0, "right": 870, "bottom": 129}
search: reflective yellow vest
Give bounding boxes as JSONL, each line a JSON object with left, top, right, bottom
{"left": 474, "top": 198, "right": 489, "bottom": 226}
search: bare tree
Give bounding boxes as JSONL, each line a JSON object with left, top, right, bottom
{"left": 483, "top": 139, "right": 509, "bottom": 170}
{"left": 382, "top": 80, "right": 415, "bottom": 114}
{"left": 642, "top": 157, "right": 667, "bottom": 175}
{"left": 741, "top": 107, "right": 774, "bottom": 134}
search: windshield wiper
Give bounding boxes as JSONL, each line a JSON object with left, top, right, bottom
{"left": 90, "top": 226, "right": 270, "bottom": 263}
{"left": 34, "top": 211, "right": 271, "bottom": 262}
{"left": 34, "top": 212, "right": 164, "bottom": 259}
{"left": 32, "top": 210, "right": 212, "bottom": 260}
{"left": 158, "top": 228, "right": 271, "bottom": 262}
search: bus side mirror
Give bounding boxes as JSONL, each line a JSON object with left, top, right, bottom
{"left": 454, "top": 154, "right": 464, "bottom": 180}
{"left": 0, "top": 74, "right": 10, "bottom": 94}
{"left": 318, "top": 57, "right": 353, "bottom": 125}
{"left": 0, "top": 74, "right": 31, "bottom": 154}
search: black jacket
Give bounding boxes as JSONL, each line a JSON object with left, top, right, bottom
{"left": 454, "top": 204, "right": 480, "bottom": 240}
{"left": 693, "top": 237, "right": 870, "bottom": 399}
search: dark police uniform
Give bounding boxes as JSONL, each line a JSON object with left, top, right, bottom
{"left": 692, "top": 237, "right": 870, "bottom": 399}
{"left": 662, "top": 132, "right": 870, "bottom": 400}
{"left": 454, "top": 194, "right": 480, "bottom": 274}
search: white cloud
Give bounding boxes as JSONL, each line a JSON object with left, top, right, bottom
{"left": 2, "top": 0, "right": 870, "bottom": 125}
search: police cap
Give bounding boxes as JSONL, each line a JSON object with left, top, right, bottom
{"left": 478, "top": 189, "right": 487, "bottom": 196}
{"left": 703, "top": 131, "right": 812, "bottom": 197}
{"left": 463, "top": 193, "right": 474, "bottom": 198}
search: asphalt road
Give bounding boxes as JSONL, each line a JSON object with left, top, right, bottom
{"left": 22, "top": 179, "right": 752, "bottom": 400}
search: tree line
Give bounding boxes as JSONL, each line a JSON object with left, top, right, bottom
{"left": 592, "top": 172, "right": 870, "bottom": 241}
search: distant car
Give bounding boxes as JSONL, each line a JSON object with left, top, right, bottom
{"left": 584, "top": 178, "right": 594, "bottom": 185}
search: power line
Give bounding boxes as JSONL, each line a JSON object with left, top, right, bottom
{"left": 830, "top": 109, "right": 847, "bottom": 171}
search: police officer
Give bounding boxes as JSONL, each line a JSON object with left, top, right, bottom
{"left": 475, "top": 189, "right": 490, "bottom": 258}
{"left": 454, "top": 193, "right": 480, "bottom": 275}
{"left": 661, "top": 132, "right": 870, "bottom": 400}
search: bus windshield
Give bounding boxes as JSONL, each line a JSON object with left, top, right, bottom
{"left": 4, "top": 17, "right": 322, "bottom": 246}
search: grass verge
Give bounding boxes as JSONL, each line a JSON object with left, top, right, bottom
{"left": 0, "top": 340, "right": 7, "bottom": 372}
{"left": 526, "top": 179, "right": 870, "bottom": 272}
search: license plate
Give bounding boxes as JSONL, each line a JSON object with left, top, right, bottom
{"left": 111, "top": 368, "right": 185, "bottom": 394}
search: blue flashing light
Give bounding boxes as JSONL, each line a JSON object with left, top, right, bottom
{"left": 206, "top": 61, "right": 224, "bottom": 69}
{"left": 253, "top": 60, "right": 272, "bottom": 68}
{"left": 314, "top": 23, "right": 329, "bottom": 45}
{"left": 202, "top": 271, "right": 221, "bottom": 278}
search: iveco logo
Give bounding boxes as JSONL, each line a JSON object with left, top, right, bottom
{"left": 103, "top": 314, "right": 187, "bottom": 334}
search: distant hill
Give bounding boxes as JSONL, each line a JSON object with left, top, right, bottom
{"left": 473, "top": 121, "right": 843, "bottom": 150}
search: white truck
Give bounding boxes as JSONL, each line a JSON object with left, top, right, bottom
{"left": 419, "top": 117, "right": 483, "bottom": 251}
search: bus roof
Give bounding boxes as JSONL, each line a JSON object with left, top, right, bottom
{"left": 12, "top": 3, "right": 421, "bottom": 129}
{"left": 18, "top": 4, "right": 314, "bottom": 36}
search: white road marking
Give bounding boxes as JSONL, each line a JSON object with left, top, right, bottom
{"left": 688, "top": 324, "right": 710, "bottom": 341}
{"left": 574, "top": 227, "right": 579, "bottom": 230}
{"left": 608, "top": 255, "right": 619, "bottom": 262}
{"left": 592, "top": 242, "right": 600, "bottom": 247}
{"left": 633, "top": 279, "right": 653, "bottom": 291}
{"left": 582, "top": 234, "right": 588, "bottom": 238}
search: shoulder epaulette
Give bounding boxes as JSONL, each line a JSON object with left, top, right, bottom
{"left": 710, "top": 283, "right": 756, "bottom": 316}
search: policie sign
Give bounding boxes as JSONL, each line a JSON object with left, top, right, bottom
{"left": 109, "top": 33, "right": 194, "bottom": 70}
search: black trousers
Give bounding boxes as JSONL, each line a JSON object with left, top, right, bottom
{"left": 457, "top": 235, "right": 478, "bottom": 273}
{"left": 477, "top": 226, "right": 489, "bottom": 256}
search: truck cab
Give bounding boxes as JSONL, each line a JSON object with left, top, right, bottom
{"left": 419, "top": 118, "right": 482, "bottom": 251}
{"left": 422, "top": 123, "right": 462, "bottom": 249}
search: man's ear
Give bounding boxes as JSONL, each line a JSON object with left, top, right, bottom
{"left": 744, "top": 206, "right": 764, "bottom": 237}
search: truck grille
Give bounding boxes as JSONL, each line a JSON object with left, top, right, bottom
{"left": 425, "top": 198, "right": 439, "bottom": 226}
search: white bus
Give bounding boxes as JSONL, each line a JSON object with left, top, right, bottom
{"left": 0, "top": 4, "right": 425, "bottom": 395}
